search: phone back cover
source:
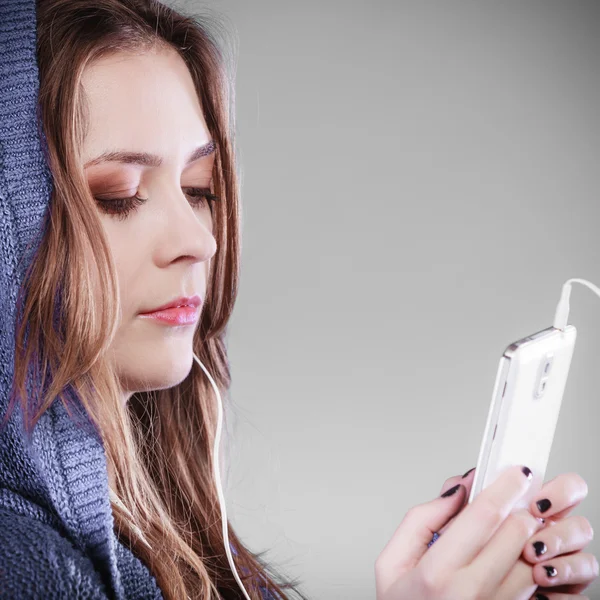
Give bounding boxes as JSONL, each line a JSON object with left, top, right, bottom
{"left": 470, "top": 325, "right": 577, "bottom": 512}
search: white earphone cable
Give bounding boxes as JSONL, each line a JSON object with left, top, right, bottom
{"left": 192, "top": 352, "right": 252, "bottom": 600}
{"left": 553, "top": 278, "right": 600, "bottom": 331}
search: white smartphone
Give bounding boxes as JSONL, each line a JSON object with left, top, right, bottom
{"left": 468, "top": 325, "right": 577, "bottom": 512}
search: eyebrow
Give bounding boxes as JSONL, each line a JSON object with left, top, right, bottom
{"left": 83, "top": 139, "right": 216, "bottom": 168}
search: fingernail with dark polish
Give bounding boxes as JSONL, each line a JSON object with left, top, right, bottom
{"left": 537, "top": 498, "right": 552, "bottom": 513}
{"left": 544, "top": 565, "right": 557, "bottom": 578}
{"left": 441, "top": 484, "right": 460, "bottom": 498}
{"left": 535, "top": 594, "right": 549, "bottom": 600}
{"left": 522, "top": 466, "right": 533, "bottom": 479}
{"left": 462, "top": 467, "right": 475, "bottom": 478}
{"left": 533, "top": 541, "right": 547, "bottom": 557}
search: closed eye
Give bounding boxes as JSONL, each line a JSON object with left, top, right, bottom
{"left": 184, "top": 187, "right": 220, "bottom": 208}
{"left": 94, "top": 187, "right": 221, "bottom": 221}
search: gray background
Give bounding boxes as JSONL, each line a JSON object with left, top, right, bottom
{"left": 174, "top": 1, "right": 600, "bottom": 598}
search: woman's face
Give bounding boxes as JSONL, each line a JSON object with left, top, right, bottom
{"left": 81, "top": 46, "right": 217, "bottom": 403}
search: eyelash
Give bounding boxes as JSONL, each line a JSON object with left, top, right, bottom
{"left": 94, "top": 187, "right": 220, "bottom": 221}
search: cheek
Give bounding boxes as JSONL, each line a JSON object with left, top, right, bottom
{"left": 100, "top": 218, "right": 145, "bottom": 317}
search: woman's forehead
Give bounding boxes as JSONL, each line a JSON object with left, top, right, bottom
{"left": 80, "top": 48, "right": 211, "bottom": 170}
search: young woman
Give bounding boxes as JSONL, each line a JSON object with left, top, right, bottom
{"left": 0, "top": 0, "right": 596, "bottom": 599}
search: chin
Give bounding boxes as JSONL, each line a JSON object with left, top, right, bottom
{"left": 120, "top": 349, "right": 195, "bottom": 393}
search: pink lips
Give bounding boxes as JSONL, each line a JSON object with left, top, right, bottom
{"left": 138, "top": 295, "right": 201, "bottom": 326}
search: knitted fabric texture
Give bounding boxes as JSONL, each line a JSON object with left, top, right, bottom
{"left": 0, "top": 1, "right": 275, "bottom": 598}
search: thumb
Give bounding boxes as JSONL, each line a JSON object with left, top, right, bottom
{"left": 376, "top": 484, "right": 466, "bottom": 593}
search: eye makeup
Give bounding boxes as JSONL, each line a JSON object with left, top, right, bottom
{"left": 94, "top": 187, "right": 220, "bottom": 221}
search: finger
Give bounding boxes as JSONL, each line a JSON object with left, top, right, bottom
{"left": 439, "top": 467, "right": 542, "bottom": 535}
{"left": 439, "top": 466, "right": 477, "bottom": 496}
{"left": 522, "top": 515, "right": 594, "bottom": 565}
{"left": 538, "top": 581, "right": 592, "bottom": 594}
{"left": 486, "top": 556, "right": 537, "bottom": 600}
{"left": 463, "top": 509, "right": 543, "bottom": 592}
{"left": 531, "top": 593, "right": 591, "bottom": 600}
{"left": 420, "top": 465, "right": 536, "bottom": 579}
{"left": 375, "top": 484, "right": 467, "bottom": 592}
{"left": 532, "top": 552, "right": 599, "bottom": 590}
{"left": 530, "top": 473, "right": 588, "bottom": 520}
{"left": 436, "top": 512, "right": 460, "bottom": 537}
{"left": 435, "top": 467, "right": 478, "bottom": 535}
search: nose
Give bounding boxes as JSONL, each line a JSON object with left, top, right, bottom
{"left": 152, "top": 184, "right": 217, "bottom": 268}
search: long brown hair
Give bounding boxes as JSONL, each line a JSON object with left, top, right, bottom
{"left": 6, "top": 0, "right": 307, "bottom": 598}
